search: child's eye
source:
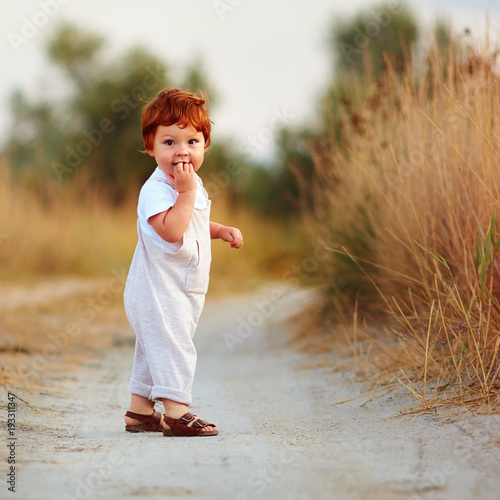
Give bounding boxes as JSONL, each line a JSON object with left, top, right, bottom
{"left": 188, "top": 139, "right": 199, "bottom": 145}
{"left": 165, "top": 140, "right": 174, "bottom": 146}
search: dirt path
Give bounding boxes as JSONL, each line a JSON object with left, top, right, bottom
{"left": 3, "top": 284, "right": 500, "bottom": 499}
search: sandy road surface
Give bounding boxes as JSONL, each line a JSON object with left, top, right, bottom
{"left": 2, "top": 284, "right": 500, "bottom": 500}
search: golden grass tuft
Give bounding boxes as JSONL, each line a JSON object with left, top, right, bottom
{"left": 307, "top": 38, "right": 500, "bottom": 413}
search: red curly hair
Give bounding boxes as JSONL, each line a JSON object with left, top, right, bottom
{"left": 141, "top": 88, "right": 211, "bottom": 152}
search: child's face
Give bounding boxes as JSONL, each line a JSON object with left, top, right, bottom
{"left": 148, "top": 123, "right": 206, "bottom": 178}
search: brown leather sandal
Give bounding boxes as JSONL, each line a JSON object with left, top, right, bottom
{"left": 125, "top": 410, "right": 171, "bottom": 434}
{"left": 163, "top": 412, "right": 218, "bottom": 437}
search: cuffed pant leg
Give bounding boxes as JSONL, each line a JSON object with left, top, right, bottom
{"left": 143, "top": 294, "right": 202, "bottom": 406}
{"left": 151, "top": 385, "right": 192, "bottom": 405}
{"left": 128, "top": 377, "right": 153, "bottom": 399}
{"left": 127, "top": 292, "right": 204, "bottom": 406}
{"left": 128, "top": 335, "right": 154, "bottom": 399}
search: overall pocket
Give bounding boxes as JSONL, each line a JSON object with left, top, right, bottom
{"left": 184, "top": 239, "right": 211, "bottom": 294}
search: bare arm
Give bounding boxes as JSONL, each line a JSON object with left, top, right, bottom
{"left": 210, "top": 221, "right": 243, "bottom": 249}
{"left": 210, "top": 222, "right": 223, "bottom": 239}
{"left": 149, "top": 163, "right": 197, "bottom": 243}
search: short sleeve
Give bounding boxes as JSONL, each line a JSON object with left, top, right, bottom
{"left": 137, "top": 179, "right": 178, "bottom": 226}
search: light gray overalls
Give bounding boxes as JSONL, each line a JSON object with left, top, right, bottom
{"left": 124, "top": 200, "right": 211, "bottom": 405}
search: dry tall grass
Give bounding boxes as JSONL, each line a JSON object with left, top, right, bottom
{"left": 0, "top": 163, "right": 138, "bottom": 279}
{"left": 0, "top": 162, "right": 302, "bottom": 292}
{"left": 308, "top": 41, "right": 500, "bottom": 412}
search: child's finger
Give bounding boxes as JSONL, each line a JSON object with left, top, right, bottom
{"left": 230, "top": 231, "right": 243, "bottom": 248}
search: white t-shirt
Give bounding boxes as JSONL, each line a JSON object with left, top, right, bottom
{"left": 137, "top": 167, "right": 210, "bottom": 254}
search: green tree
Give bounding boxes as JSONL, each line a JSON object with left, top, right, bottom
{"left": 244, "top": 4, "right": 420, "bottom": 220}
{"left": 242, "top": 128, "right": 316, "bottom": 217}
{"left": 263, "top": 3, "right": 421, "bottom": 220}
{"left": 4, "top": 22, "right": 216, "bottom": 202}
{"left": 330, "top": 3, "right": 419, "bottom": 78}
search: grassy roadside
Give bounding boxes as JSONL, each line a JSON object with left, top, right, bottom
{"left": 301, "top": 41, "right": 500, "bottom": 413}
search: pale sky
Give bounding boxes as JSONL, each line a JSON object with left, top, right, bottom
{"left": 2, "top": 0, "right": 499, "bottom": 161}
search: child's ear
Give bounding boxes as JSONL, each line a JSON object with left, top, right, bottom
{"left": 147, "top": 149, "right": 154, "bottom": 157}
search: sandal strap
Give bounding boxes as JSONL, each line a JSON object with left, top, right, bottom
{"left": 164, "top": 412, "right": 215, "bottom": 436}
{"left": 125, "top": 410, "right": 162, "bottom": 425}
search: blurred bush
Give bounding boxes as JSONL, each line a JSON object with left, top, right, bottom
{"left": 0, "top": 22, "right": 307, "bottom": 281}
{"left": 4, "top": 23, "right": 219, "bottom": 202}
{"left": 253, "top": 2, "right": 421, "bottom": 220}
